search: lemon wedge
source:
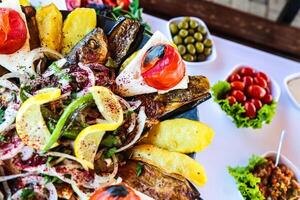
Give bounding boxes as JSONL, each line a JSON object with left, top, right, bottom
{"left": 74, "top": 86, "right": 123, "bottom": 169}
{"left": 16, "top": 88, "right": 61, "bottom": 150}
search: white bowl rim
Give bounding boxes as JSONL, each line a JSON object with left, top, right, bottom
{"left": 283, "top": 72, "right": 300, "bottom": 109}
{"left": 262, "top": 151, "right": 300, "bottom": 181}
{"left": 224, "top": 64, "right": 281, "bottom": 102}
{"left": 167, "top": 16, "right": 217, "bottom": 65}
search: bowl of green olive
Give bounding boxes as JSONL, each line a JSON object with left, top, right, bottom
{"left": 168, "top": 16, "right": 217, "bottom": 65}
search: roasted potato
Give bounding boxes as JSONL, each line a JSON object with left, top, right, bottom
{"left": 130, "top": 144, "right": 207, "bottom": 186}
{"left": 140, "top": 118, "right": 214, "bottom": 153}
{"left": 62, "top": 8, "right": 96, "bottom": 54}
{"left": 36, "top": 3, "right": 63, "bottom": 52}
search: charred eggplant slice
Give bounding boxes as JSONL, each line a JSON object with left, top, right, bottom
{"left": 132, "top": 75, "right": 211, "bottom": 119}
{"left": 118, "top": 160, "right": 202, "bottom": 200}
{"left": 108, "top": 17, "right": 144, "bottom": 67}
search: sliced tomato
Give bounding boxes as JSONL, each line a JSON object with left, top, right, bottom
{"left": 90, "top": 184, "right": 141, "bottom": 200}
{"left": 141, "top": 44, "right": 186, "bottom": 90}
{"left": 0, "top": 8, "right": 27, "bottom": 54}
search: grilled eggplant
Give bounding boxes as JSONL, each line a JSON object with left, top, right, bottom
{"left": 118, "top": 160, "right": 202, "bottom": 200}
{"left": 132, "top": 75, "right": 211, "bottom": 119}
{"left": 66, "top": 27, "right": 108, "bottom": 65}
{"left": 108, "top": 17, "right": 144, "bottom": 67}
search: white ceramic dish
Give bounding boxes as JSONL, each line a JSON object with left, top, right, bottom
{"left": 225, "top": 64, "right": 281, "bottom": 102}
{"left": 167, "top": 16, "right": 217, "bottom": 66}
{"left": 284, "top": 72, "right": 300, "bottom": 109}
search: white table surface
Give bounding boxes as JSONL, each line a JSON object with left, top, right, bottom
{"left": 143, "top": 14, "right": 300, "bottom": 200}
{"left": 28, "top": 1, "right": 300, "bottom": 198}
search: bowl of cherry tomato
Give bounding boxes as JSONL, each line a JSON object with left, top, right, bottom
{"left": 212, "top": 65, "right": 280, "bottom": 129}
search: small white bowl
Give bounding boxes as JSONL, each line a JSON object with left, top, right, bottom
{"left": 167, "top": 16, "right": 217, "bottom": 66}
{"left": 284, "top": 72, "right": 300, "bottom": 109}
{"left": 225, "top": 65, "right": 281, "bottom": 102}
{"left": 262, "top": 151, "right": 300, "bottom": 181}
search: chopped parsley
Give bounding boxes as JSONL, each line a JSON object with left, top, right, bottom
{"left": 43, "top": 175, "right": 63, "bottom": 184}
{"left": 0, "top": 108, "right": 4, "bottom": 124}
{"left": 136, "top": 162, "right": 143, "bottom": 177}
{"left": 104, "top": 147, "right": 117, "bottom": 158}
{"left": 0, "top": 135, "right": 6, "bottom": 142}
{"left": 101, "top": 135, "right": 121, "bottom": 147}
{"left": 21, "top": 188, "right": 35, "bottom": 200}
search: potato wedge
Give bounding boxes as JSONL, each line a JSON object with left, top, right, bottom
{"left": 36, "top": 3, "right": 63, "bottom": 52}
{"left": 130, "top": 144, "right": 207, "bottom": 186}
{"left": 140, "top": 118, "right": 214, "bottom": 153}
{"left": 62, "top": 8, "right": 96, "bottom": 54}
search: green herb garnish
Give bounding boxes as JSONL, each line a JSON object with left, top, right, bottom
{"left": 105, "top": 147, "right": 117, "bottom": 158}
{"left": 21, "top": 188, "right": 35, "bottom": 200}
{"left": 228, "top": 155, "right": 267, "bottom": 200}
{"left": 212, "top": 81, "right": 277, "bottom": 129}
{"left": 0, "top": 108, "right": 4, "bottom": 124}
{"left": 0, "top": 135, "right": 6, "bottom": 142}
{"left": 43, "top": 175, "right": 63, "bottom": 184}
{"left": 101, "top": 135, "right": 121, "bottom": 147}
{"left": 136, "top": 162, "right": 143, "bottom": 176}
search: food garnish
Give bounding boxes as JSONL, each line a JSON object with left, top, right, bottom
{"left": 16, "top": 88, "right": 61, "bottom": 150}
{"left": 130, "top": 144, "right": 207, "bottom": 186}
{"left": 212, "top": 66, "right": 277, "bottom": 128}
{"left": 229, "top": 155, "right": 300, "bottom": 200}
{"left": 170, "top": 17, "right": 213, "bottom": 62}
{"left": 140, "top": 118, "right": 214, "bottom": 153}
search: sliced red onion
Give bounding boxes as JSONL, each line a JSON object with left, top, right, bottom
{"left": 0, "top": 79, "right": 19, "bottom": 92}
{"left": 46, "top": 152, "right": 90, "bottom": 170}
{"left": 127, "top": 112, "right": 137, "bottom": 133}
{"left": 20, "top": 146, "right": 34, "bottom": 161}
{"left": 78, "top": 63, "right": 96, "bottom": 87}
{"left": 0, "top": 166, "right": 11, "bottom": 199}
{"left": 128, "top": 100, "right": 142, "bottom": 111}
{"left": 116, "top": 107, "right": 147, "bottom": 153}
{"left": 0, "top": 172, "right": 33, "bottom": 182}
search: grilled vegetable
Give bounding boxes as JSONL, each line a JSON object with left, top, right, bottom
{"left": 118, "top": 160, "right": 202, "bottom": 200}
{"left": 36, "top": 3, "right": 63, "bottom": 52}
{"left": 130, "top": 144, "right": 207, "bottom": 186}
{"left": 62, "top": 8, "right": 97, "bottom": 54}
{"left": 108, "top": 17, "right": 144, "bottom": 66}
{"left": 140, "top": 118, "right": 214, "bottom": 153}
{"left": 66, "top": 27, "right": 108, "bottom": 65}
{"left": 22, "top": 6, "right": 40, "bottom": 49}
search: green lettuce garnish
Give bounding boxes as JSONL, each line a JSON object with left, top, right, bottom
{"left": 228, "top": 155, "right": 267, "bottom": 200}
{"left": 212, "top": 81, "right": 277, "bottom": 129}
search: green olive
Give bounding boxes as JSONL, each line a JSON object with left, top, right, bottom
{"left": 204, "top": 47, "right": 212, "bottom": 56}
{"left": 203, "top": 38, "right": 213, "bottom": 47}
{"left": 187, "top": 44, "right": 196, "bottom": 55}
{"left": 170, "top": 23, "right": 179, "bottom": 35}
{"left": 183, "top": 54, "right": 195, "bottom": 62}
{"left": 177, "top": 45, "right": 186, "bottom": 56}
{"left": 183, "top": 16, "right": 190, "bottom": 22}
{"left": 195, "top": 42, "right": 204, "bottom": 53}
{"left": 197, "top": 26, "right": 207, "bottom": 36}
{"left": 173, "top": 35, "right": 183, "bottom": 45}
{"left": 184, "top": 36, "right": 195, "bottom": 44}
{"left": 178, "top": 29, "right": 189, "bottom": 38}
{"left": 197, "top": 54, "right": 207, "bottom": 61}
{"left": 194, "top": 32, "right": 203, "bottom": 41}
{"left": 189, "top": 20, "right": 198, "bottom": 29}
{"left": 188, "top": 29, "right": 195, "bottom": 35}
{"left": 178, "top": 21, "right": 189, "bottom": 29}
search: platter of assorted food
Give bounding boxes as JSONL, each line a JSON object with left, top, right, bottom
{"left": 1, "top": 0, "right": 300, "bottom": 199}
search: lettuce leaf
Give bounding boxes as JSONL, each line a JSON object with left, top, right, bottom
{"left": 212, "top": 81, "right": 277, "bottom": 129}
{"left": 228, "top": 155, "right": 266, "bottom": 200}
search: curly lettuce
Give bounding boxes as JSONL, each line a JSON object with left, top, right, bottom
{"left": 212, "top": 81, "right": 276, "bottom": 129}
{"left": 228, "top": 155, "right": 267, "bottom": 200}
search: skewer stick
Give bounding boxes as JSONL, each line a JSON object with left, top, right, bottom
{"left": 275, "top": 130, "right": 286, "bottom": 167}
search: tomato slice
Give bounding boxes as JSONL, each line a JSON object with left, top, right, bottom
{"left": 90, "top": 184, "right": 141, "bottom": 200}
{"left": 0, "top": 8, "right": 27, "bottom": 54}
{"left": 141, "top": 44, "right": 186, "bottom": 90}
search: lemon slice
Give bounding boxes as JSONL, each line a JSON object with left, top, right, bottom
{"left": 74, "top": 86, "right": 123, "bottom": 169}
{"left": 16, "top": 88, "right": 61, "bottom": 150}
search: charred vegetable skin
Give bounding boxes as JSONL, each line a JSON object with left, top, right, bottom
{"left": 118, "top": 160, "right": 202, "bottom": 200}
{"left": 108, "top": 17, "right": 144, "bottom": 67}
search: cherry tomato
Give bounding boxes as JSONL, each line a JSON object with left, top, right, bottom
{"left": 244, "top": 102, "right": 257, "bottom": 119}
{"left": 90, "top": 184, "right": 141, "bottom": 200}
{"left": 250, "top": 98, "right": 262, "bottom": 110}
{"left": 141, "top": 44, "right": 186, "bottom": 90}
{"left": 231, "top": 90, "right": 246, "bottom": 103}
{"left": 230, "top": 81, "right": 245, "bottom": 91}
{"left": 254, "top": 76, "right": 267, "bottom": 88}
{"left": 227, "top": 96, "right": 236, "bottom": 105}
{"left": 256, "top": 72, "right": 270, "bottom": 83}
{"left": 228, "top": 73, "right": 241, "bottom": 82}
{"left": 0, "top": 8, "right": 27, "bottom": 54}
{"left": 239, "top": 67, "right": 255, "bottom": 77}
{"left": 242, "top": 76, "right": 253, "bottom": 87}
{"left": 103, "top": 0, "right": 118, "bottom": 7}
{"left": 265, "top": 87, "right": 271, "bottom": 94}
{"left": 247, "top": 85, "right": 266, "bottom": 99}
{"left": 262, "top": 94, "right": 273, "bottom": 104}
{"left": 117, "top": 0, "right": 130, "bottom": 10}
